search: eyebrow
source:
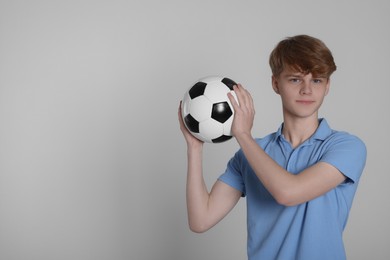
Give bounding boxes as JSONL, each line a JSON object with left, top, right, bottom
{"left": 284, "top": 73, "right": 327, "bottom": 79}
{"left": 284, "top": 73, "right": 304, "bottom": 78}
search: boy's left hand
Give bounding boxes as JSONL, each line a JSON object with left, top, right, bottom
{"left": 227, "top": 84, "right": 255, "bottom": 139}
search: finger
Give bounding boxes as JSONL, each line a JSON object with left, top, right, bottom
{"left": 244, "top": 89, "right": 254, "bottom": 111}
{"left": 235, "top": 84, "right": 252, "bottom": 111}
{"left": 227, "top": 90, "right": 239, "bottom": 111}
{"left": 178, "top": 101, "right": 186, "bottom": 126}
{"left": 233, "top": 84, "right": 246, "bottom": 108}
{"left": 178, "top": 101, "right": 182, "bottom": 119}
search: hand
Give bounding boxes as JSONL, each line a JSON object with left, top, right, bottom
{"left": 227, "top": 84, "right": 255, "bottom": 139}
{"left": 178, "top": 101, "right": 204, "bottom": 148}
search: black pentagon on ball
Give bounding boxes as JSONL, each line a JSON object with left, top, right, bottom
{"left": 184, "top": 114, "right": 199, "bottom": 133}
{"left": 221, "top": 77, "right": 237, "bottom": 90}
{"left": 189, "top": 82, "right": 207, "bottom": 99}
{"left": 212, "top": 135, "right": 233, "bottom": 143}
{"left": 211, "top": 102, "right": 233, "bottom": 123}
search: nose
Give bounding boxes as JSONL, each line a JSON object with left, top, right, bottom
{"left": 300, "top": 81, "right": 312, "bottom": 95}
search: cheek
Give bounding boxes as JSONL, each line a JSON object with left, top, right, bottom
{"left": 317, "top": 88, "right": 328, "bottom": 98}
{"left": 280, "top": 90, "right": 295, "bottom": 100}
{"left": 280, "top": 93, "right": 296, "bottom": 107}
{"left": 325, "top": 87, "right": 330, "bottom": 96}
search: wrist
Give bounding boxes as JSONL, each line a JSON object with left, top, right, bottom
{"left": 235, "top": 132, "right": 254, "bottom": 146}
{"left": 187, "top": 142, "right": 203, "bottom": 154}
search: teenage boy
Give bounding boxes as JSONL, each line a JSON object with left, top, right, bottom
{"left": 178, "top": 35, "right": 366, "bottom": 260}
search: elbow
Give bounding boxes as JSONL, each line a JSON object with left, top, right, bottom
{"left": 273, "top": 189, "right": 300, "bottom": 207}
{"left": 275, "top": 197, "right": 297, "bottom": 207}
{"left": 188, "top": 219, "right": 212, "bottom": 233}
{"left": 189, "top": 225, "right": 208, "bottom": 234}
{"left": 188, "top": 222, "right": 210, "bottom": 233}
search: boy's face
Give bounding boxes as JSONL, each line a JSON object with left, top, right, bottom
{"left": 272, "top": 68, "right": 330, "bottom": 119}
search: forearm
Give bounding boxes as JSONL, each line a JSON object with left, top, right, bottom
{"left": 235, "top": 133, "right": 296, "bottom": 205}
{"left": 236, "top": 133, "right": 347, "bottom": 206}
{"left": 186, "top": 146, "right": 211, "bottom": 232}
{"left": 179, "top": 104, "right": 240, "bottom": 232}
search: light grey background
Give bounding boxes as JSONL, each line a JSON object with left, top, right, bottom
{"left": 0, "top": 0, "right": 389, "bottom": 259}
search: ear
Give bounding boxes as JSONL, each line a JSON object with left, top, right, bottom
{"left": 325, "top": 78, "right": 331, "bottom": 96}
{"left": 272, "top": 75, "right": 280, "bottom": 94}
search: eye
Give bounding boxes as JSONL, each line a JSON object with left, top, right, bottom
{"left": 313, "top": 78, "right": 324, "bottom": 84}
{"left": 289, "top": 78, "right": 301, "bottom": 83}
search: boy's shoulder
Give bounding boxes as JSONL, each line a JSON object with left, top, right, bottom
{"left": 326, "top": 128, "right": 366, "bottom": 148}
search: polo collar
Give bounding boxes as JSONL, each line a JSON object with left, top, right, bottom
{"left": 275, "top": 118, "right": 333, "bottom": 142}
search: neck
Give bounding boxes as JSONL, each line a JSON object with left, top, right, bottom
{"left": 282, "top": 116, "right": 319, "bottom": 148}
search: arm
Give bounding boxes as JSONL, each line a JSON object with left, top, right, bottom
{"left": 228, "top": 85, "right": 346, "bottom": 206}
{"left": 178, "top": 103, "right": 242, "bottom": 233}
{"left": 235, "top": 134, "right": 345, "bottom": 206}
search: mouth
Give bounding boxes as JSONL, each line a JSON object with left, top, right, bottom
{"left": 296, "top": 100, "right": 315, "bottom": 105}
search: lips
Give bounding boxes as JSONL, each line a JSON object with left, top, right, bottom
{"left": 296, "top": 100, "right": 315, "bottom": 105}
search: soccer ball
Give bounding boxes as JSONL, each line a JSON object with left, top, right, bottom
{"left": 181, "top": 76, "right": 238, "bottom": 143}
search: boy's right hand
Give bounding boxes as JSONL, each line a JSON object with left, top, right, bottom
{"left": 178, "top": 101, "right": 204, "bottom": 148}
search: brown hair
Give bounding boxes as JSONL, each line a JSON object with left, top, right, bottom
{"left": 269, "top": 35, "right": 337, "bottom": 78}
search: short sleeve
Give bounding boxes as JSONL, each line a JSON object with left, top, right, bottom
{"left": 320, "top": 133, "right": 367, "bottom": 184}
{"left": 218, "top": 150, "right": 246, "bottom": 196}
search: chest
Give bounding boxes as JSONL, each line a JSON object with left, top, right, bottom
{"left": 264, "top": 139, "right": 325, "bottom": 174}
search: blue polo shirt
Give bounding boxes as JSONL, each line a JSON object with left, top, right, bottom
{"left": 218, "top": 119, "right": 367, "bottom": 260}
